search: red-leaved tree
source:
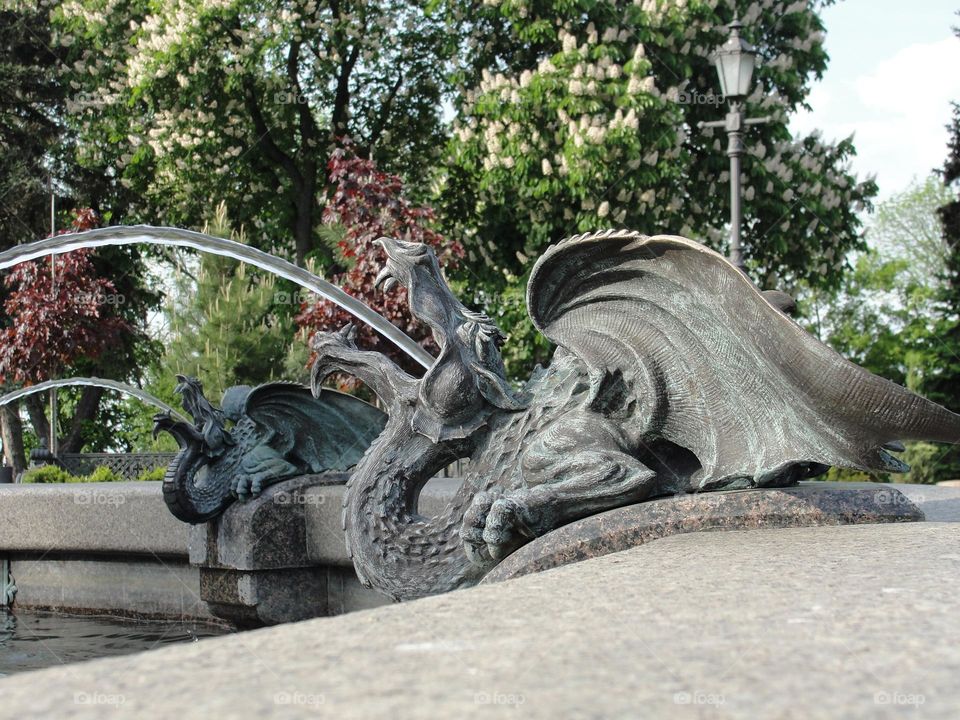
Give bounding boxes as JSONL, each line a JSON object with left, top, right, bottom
{"left": 0, "top": 210, "right": 130, "bottom": 385}
{"left": 296, "top": 146, "right": 463, "bottom": 388}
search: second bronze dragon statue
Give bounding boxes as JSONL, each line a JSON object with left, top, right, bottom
{"left": 307, "top": 230, "right": 960, "bottom": 601}
{"left": 157, "top": 229, "right": 960, "bottom": 602}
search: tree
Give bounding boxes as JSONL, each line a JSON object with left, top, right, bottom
{"left": 294, "top": 146, "right": 462, "bottom": 389}
{"left": 0, "top": 2, "right": 164, "bottom": 464}
{"left": 0, "top": 210, "right": 132, "bottom": 471}
{"left": 808, "top": 175, "right": 951, "bottom": 377}
{"left": 53, "top": 0, "right": 464, "bottom": 264}
{"left": 0, "top": 251, "right": 128, "bottom": 387}
{"left": 806, "top": 173, "right": 956, "bottom": 484}
{"left": 157, "top": 203, "right": 294, "bottom": 397}
{"left": 808, "top": 253, "right": 923, "bottom": 386}
{"left": 440, "top": 0, "right": 876, "bottom": 374}
{"left": 117, "top": 203, "right": 295, "bottom": 451}
{"left": 0, "top": 0, "right": 67, "bottom": 248}
{"left": 868, "top": 175, "right": 954, "bottom": 292}
{"left": 923, "top": 100, "right": 960, "bottom": 481}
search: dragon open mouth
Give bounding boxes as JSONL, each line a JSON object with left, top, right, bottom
{"left": 373, "top": 237, "right": 468, "bottom": 351}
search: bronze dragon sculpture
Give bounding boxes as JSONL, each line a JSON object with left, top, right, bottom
{"left": 305, "top": 230, "right": 960, "bottom": 601}
{"left": 153, "top": 376, "right": 385, "bottom": 522}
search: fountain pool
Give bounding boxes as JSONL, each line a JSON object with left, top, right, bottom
{"left": 0, "top": 611, "right": 229, "bottom": 677}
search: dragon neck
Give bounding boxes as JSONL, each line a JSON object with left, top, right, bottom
{"left": 342, "top": 419, "right": 487, "bottom": 601}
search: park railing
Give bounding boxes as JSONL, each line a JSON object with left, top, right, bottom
{"left": 59, "top": 452, "right": 176, "bottom": 480}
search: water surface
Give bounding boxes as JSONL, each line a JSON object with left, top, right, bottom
{"left": 0, "top": 611, "right": 228, "bottom": 677}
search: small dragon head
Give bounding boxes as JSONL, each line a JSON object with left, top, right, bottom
{"left": 152, "top": 376, "right": 239, "bottom": 522}
{"left": 153, "top": 375, "right": 234, "bottom": 457}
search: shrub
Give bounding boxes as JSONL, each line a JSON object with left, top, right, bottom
{"left": 86, "top": 466, "right": 123, "bottom": 483}
{"left": 137, "top": 466, "right": 166, "bottom": 482}
{"left": 21, "top": 464, "right": 128, "bottom": 483}
{"left": 20, "top": 465, "right": 76, "bottom": 484}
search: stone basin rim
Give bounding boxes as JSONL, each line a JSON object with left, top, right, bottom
{"left": 482, "top": 483, "right": 925, "bottom": 584}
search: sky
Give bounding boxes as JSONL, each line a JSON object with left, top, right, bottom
{"left": 789, "top": 0, "right": 960, "bottom": 200}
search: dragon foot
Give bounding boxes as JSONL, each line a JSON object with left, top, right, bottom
{"left": 460, "top": 490, "right": 537, "bottom": 565}
{"left": 231, "top": 451, "right": 302, "bottom": 502}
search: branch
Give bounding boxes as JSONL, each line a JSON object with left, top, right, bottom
{"left": 60, "top": 386, "right": 104, "bottom": 454}
{"left": 369, "top": 71, "right": 404, "bottom": 147}
{"left": 331, "top": 43, "right": 361, "bottom": 137}
{"left": 243, "top": 75, "right": 305, "bottom": 192}
{"left": 24, "top": 393, "right": 50, "bottom": 443}
{"left": 286, "top": 40, "right": 319, "bottom": 184}
{"left": 213, "top": 14, "right": 304, "bottom": 191}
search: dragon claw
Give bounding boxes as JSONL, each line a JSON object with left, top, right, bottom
{"left": 460, "top": 491, "right": 534, "bottom": 565}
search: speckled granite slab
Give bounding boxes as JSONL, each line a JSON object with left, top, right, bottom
{"left": 483, "top": 483, "right": 924, "bottom": 584}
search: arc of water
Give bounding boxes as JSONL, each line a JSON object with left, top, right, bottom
{"left": 0, "top": 377, "right": 190, "bottom": 422}
{"left": 0, "top": 225, "right": 435, "bottom": 369}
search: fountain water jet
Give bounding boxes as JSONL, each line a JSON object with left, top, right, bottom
{"left": 0, "top": 225, "right": 435, "bottom": 369}
{"left": 0, "top": 377, "right": 188, "bottom": 422}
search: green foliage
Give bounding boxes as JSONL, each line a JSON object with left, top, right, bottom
{"left": 136, "top": 466, "right": 166, "bottom": 482}
{"left": 440, "top": 0, "right": 875, "bottom": 378}
{"left": 821, "top": 465, "right": 885, "bottom": 484}
{"left": 869, "top": 175, "right": 954, "bottom": 290}
{"left": 119, "top": 202, "right": 296, "bottom": 451}
{"left": 822, "top": 441, "right": 943, "bottom": 485}
{"left": 901, "top": 442, "right": 945, "bottom": 485}
{"left": 20, "top": 465, "right": 76, "bottom": 484}
{"left": 20, "top": 464, "right": 124, "bottom": 483}
{"left": 922, "top": 101, "right": 960, "bottom": 481}
{"left": 53, "top": 0, "right": 466, "bottom": 262}
{"left": 157, "top": 203, "right": 295, "bottom": 401}
{"left": 800, "top": 176, "right": 953, "bottom": 388}
{"left": 474, "top": 280, "right": 552, "bottom": 379}
{"left": 801, "top": 250, "right": 934, "bottom": 389}
{"left": 802, "top": 173, "right": 957, "bottom": 484}
{"left": 86, "top": 465, "right": 122, "bottom": 483}
{"left": 442, "top": 4, "right": 872, "bottom": 272}
{"left": 0, "top": 0, "right": 68, "bottom": 249}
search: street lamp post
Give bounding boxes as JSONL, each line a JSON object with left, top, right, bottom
{"left": 700, "top": 19, "right": 770, "bottom": 273}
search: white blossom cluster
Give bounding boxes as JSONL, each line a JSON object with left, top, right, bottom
{"left": 450, "top": 0, "right": 871, "bottom": 286}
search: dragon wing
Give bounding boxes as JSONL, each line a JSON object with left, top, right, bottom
{"left": 244, "top": 382, "right": 386, "bottom": 473}
{"left": 526, "top": 230, "right": 960, "bottom": 486}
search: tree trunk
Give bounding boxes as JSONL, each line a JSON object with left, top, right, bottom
{"left": 24, "top": 393, "right": 50, "bottom": 445}
{"left": 1, "top": 404, "right": 26, "bottom": 475}
{"left": 294, "top": 188, "right": 314, "bottom": 267}
{"left": 59, "top": 386, "right": 104, "bottom": 453}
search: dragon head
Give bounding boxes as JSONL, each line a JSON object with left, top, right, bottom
{"left": 373, "top": 238, "right": 525, "bottom": 442}
{"left": 374, "top": 238, "right": 464, "bottom": 348}
{"left": 153, "top": 375, "right": 234, "bottom": 457}
{"left": 152, "top": 376, "right": 238, "bottom": 522}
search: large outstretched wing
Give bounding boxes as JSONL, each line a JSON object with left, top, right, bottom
{"left": 527, "top": 230, "right": 960, "bottom": 486}
{"left": 244, "top": 382, "right": 386, "bottom": 472}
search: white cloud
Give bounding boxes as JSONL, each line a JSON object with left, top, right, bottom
{"left": 791, "top": 36, "right": 960, "bottom": 197}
